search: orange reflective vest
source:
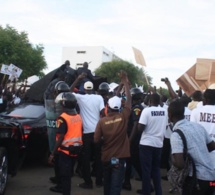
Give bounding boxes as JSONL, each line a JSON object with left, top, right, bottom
{"left": 57, "top": 113, "right": 83, "bottom": 156}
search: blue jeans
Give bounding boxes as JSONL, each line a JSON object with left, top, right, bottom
{"left": 103, "top": 159, "right": 125, "bottom": 195}
{"left": 139, "top": 145, "right": 162, "bottom": 195}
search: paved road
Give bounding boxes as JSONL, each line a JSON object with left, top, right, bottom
{"left": 6, "top": 163, "right": 180, "bottom": 195}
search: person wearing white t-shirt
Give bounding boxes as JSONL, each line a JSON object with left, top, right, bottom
{"left": 138, "top": 93, "right": 168, "bottom": 195}
{"left": 190, "top": 89, "right": 215, "bottom": 168}
{"left": 70, "top": 76, "right": 105, "bottom": 189}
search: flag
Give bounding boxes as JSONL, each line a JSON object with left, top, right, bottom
{"left": 132, "top": 47, "right": 146, "bottom": 66}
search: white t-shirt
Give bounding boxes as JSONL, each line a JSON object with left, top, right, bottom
{"left": 73, "top": 93, "right": 104, "bottom": 134}
{"left": 190, "top": 105, "right": 215, "bottom": 166}
{"left": 138, "top": 106, "right": 168, "bottom": 147}
{"left": 184, "top": 107, "right": 191, "bottom": 121}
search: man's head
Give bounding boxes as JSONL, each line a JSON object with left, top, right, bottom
{"left": 168, "top": 99, "right": 185, "bottom": 123}
{"left": 83, "top": 62, "right": 88, "bottom": 69}
{"left": 203, "top": 89, "right": 215, "bottom": 105}
{"left": 130, "top": 87, "right": 143, "bottom": 103}
{"left": 150, "top": 93, "right": 160, "bottom": 106}
{"left": 98, "top": 82, "right": 109, "bottom": 95}
{"left": 65, "top": 60, "right": 70, "bottom": 66}
{"left": 191, "top": 90, "right": 203, "bottom": 101}
{"left": 84, "top": 81, "right": 93, "bottom": 94}
{"left": 108, "top": 96, "right": 121, "bottom": 112}
{"left": 55, "top": 92, "right": 77, "bottom": 109}
{"left": 54, "top": 81, "right": 70, "bottom": 96}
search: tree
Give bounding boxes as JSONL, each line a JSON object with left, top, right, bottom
{"left": 0, "top": 25, "right": 47, "bottom": 80}
{"left": 94, "top": 60, "right": 152, "bottom": 88}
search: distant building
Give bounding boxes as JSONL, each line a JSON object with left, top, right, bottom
{"left": 62, "top": 46, "right": 121, "bottom": 73}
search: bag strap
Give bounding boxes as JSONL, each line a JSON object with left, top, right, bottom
{"left": 174, "top": 129, "right": 188, "bottom": 159}
{"left": 173, "top": 129, "right": 199, "bottom": 189}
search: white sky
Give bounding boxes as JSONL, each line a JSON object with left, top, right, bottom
{"left": 1, "top": 0, "right": 215, "bottom": 90}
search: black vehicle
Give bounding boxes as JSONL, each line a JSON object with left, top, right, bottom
{"left": 0, "top": 102, "right": 48, "bottom": 195}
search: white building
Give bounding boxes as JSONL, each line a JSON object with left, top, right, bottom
{"left": 62, "top": 46, "right": 121, "bottom": 73}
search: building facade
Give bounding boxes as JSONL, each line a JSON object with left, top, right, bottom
{"left": 62, "top": 46, "right": 121, "bottom": 73}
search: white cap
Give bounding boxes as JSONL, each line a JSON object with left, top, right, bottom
{"left": 108, "top": 96, "right": 121, "bottom": 110}
{"left": 109, "top": 82, "right": 119, "bottom": 92}
{"left": 84, "top": 81, "right": 93, "bottom": 90}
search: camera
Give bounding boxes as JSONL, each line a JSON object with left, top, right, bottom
{"left": 161, "top": 78, "right": 166, "bottom": 82}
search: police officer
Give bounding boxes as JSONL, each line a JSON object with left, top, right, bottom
{"left": 98, "top": 82, "right": 110, "bottom": 116}
{"left": 123, "top": 87, "right": 144, "bottom": 191}
{"left": 46, "top": 82, "right": 70, "bottom": 189}
{"left": 48, "top": 92, "right": 83, "bottom": 195}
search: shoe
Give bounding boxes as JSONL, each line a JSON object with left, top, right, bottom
{"left": 49, "top": 186, "right": 63, "bottom": 193}
{"left": 75, "top": 168, "right": 83, "bottom": 178}
{"left": 122, "top": 182, "right": 132, "bottom": 191}
{"left": 49, "top": 176, "right": 57, "bottom": 184}
{"left": 96, "top": 182, "right": 103, "bottom": 188}
{"left": 136, "top": 187, "right": 155, "bottom": 194}
{"left": 169, "top": 187, "right": 178, "bottom": 193}
{"left": 161, "top": 175, "right": 168, "bottom": 181}
{"left": 78, "top": 182, "right": 93, "bottom": 189}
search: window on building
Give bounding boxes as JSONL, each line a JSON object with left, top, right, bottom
{"left": 76, "top": 63, "right": 83, "bottom": 69}
{"left": 77, "top": 51, "right": 86, "bottom": 54}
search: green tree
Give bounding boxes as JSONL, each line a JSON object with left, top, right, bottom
{"left": 0, "top": 25, "right": 47, "bottom": 80}
{"left": 95, "top": 60, "right": 152, "bottom": 88}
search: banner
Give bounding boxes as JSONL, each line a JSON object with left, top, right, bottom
{"left": 176, "top": 58, "right": 215, "bottom": 96}
{"left": 132, "top": 47, "right": 146, "bottom": 66}
{"left": 8, "top": 64, "right": 23, "bottom": 81}
{"left": 0, "top": 64, "right": 11, "bottom": 75}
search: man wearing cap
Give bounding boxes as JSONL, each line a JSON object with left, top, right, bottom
{"left": 94, "top": 70, "right": 131, "bottom": 195}
{"left": 76, "top": 62, "right": 94, "bottom": 92}
{"left": 70, "top": 76, "right": 105, "bottom": 189}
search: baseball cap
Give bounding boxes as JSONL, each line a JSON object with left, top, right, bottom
{"left": 84, "top": 81, "right": 93, "bottom": 90}
{"left": 108, "top": 96, "right": 122, "bottom": 110}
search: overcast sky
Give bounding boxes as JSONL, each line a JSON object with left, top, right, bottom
{"left": 1, "top": 0, "right": 215, "bottom": 89}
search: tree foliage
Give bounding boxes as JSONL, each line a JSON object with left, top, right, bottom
{"left": 0, "top": 25, "right": 47, "bottom": 80}
{"left": 94, "top": 60, "right": 152, "bottom": 88}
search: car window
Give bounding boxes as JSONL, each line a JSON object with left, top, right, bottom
{"left": 7, "top": 105, "right": 45, "bottom": 118}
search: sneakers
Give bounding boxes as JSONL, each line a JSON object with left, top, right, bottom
{"left": 49, "top": 185, "right": 63, "bottom": 193}
{"left": 78, "top": 182, "right": 93, "bottom": 189}
{"left": 169, "top": 187, "right": 178, "bottom": 193}
{"left": 49, "top": 176, "right": 57, "bottom": 184}
{"left": 136, "top": 186, "right": 155, "bottom": 194}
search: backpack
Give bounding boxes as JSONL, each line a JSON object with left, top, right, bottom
{"left": 167, "top": 129, "right": 199, "bottom": 193}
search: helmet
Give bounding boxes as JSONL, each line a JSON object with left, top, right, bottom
{"left": 130, "top": 87, "right": 143, "bottom": 100}
{"left": 98, "top": 82, "right": 109, "bottom": 95}
{"left": 55, "top": 92, "right": 77, "bottom": 109}
{"left": 55, "top": 81, "right": 70, "bottom": 94}
{"left": 130, "top": 88, "right": 142, "bottom": 96}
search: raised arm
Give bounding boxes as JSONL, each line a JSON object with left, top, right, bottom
{"left": 163, "top": 78, "right": 178, "bottom": 99}
{"left": 118, "top": 70, "right": 131, "bottom": 109}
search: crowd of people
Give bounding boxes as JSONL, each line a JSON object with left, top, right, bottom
{"left": 43, "top": 63, "right": 215, "bottom": 195}
{"left": 0, "top": 79, "right": 28, "bottom": 113}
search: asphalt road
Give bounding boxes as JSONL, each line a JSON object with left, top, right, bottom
{"left": 6, "top": 162, "right": 180, "bottom": 195}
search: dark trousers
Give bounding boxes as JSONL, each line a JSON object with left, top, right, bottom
{"left": 160, "top": 138, "right": 171, "bottom": 171}
{"left": 54, "top": 152, "right": 61, "bottom": 186}
{"left": 82, "top": 133, "right": 103, "bottom": 185}
{"left": 182, "top": 177, "right": 215, "bottom": 195}
{"left": 103, "top": 159, "right": 126, "bottom": 195}
{"left": 59, "top": 152, "right": 74, "bottom": 195}
{"left": 139, "top": 145, "right": 162, "bottom": 195}
{"left": 124, "top": 138, "right": 142, "bottom": 184}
